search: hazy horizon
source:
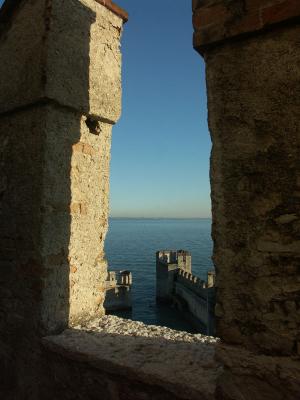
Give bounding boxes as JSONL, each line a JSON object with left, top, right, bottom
{"left": 109, "top": 216, "right": 212, "bottom": 219}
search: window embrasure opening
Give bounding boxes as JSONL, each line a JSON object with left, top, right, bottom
{"left": 104, "top": 0, "right": 215, "bottom": 337}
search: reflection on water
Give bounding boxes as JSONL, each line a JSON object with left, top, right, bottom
{"left": 105, "top": 218, "right": 213, "bottom": 333}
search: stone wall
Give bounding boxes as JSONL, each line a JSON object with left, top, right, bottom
{"left": 175, "top": 270, "right": 216, "bottom": 334}
{"left": 156, "top": 250, "right": 193, "bottom": 302}
{"left": 42, "top": 315, "right": 220, "bottom": 400}
{"left": 174, "top": 282, "right": 215, "bottom": 334}
{"left": 193, "top": 1, "right": 300, "bottom": 399}
{"left": 104, "top": 271, "right": 132, "bottom": 311}
{"left": 0, "top": 0, "right": 127, "bottom": 397}
{"left": 104, "top": 286, "right": 132, "bottom": 311}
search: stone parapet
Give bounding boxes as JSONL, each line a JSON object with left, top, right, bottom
{"left": 193, "top": 0, "right": 300, "bottom": 54}
{"left": 177, "top": 269, "right": 207, "bottom": 291}
{"left": 216, "top": 344, "right": 300, "bottom": 399}
{"left": 42, "top": 315, "right": 220, "bottom": 400}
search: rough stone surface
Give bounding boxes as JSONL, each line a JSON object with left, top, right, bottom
{"left": 203, "top": 22, "right": 300, "bottom": 400}
{"left": 0, "top": 107, "right": 46, "bottom": 400}
{"left": 41, "top": 108, "right": 113, "bottom": 329}
{"left": 0, "top": 0, "right": 47, "bottom": 113}
{"left": 216, "top": 344, "right": 300, "bottom": 400}
{"left": 0, "top": 0, "right": 123, "bottom": 121}
{"left": 46, "top": 0, "right": 123, "bottom": 121}
{"left": 0, "top": 0, "right": 122, "bottom": 333}
{"left": 193, "top": 0, "right": 300, "bottom": 54}
{"left": 43, "top": 315, "right": 221, "bottom": 400}
{"left": 94, "top": 0, "right": 128, "bottom": 22}
{"left": 0, "top": 0, "right": 124, "bottom": 398}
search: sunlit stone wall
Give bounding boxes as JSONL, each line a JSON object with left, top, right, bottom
{"left": 0, "top": 0, "right": 126, "bottom": 397}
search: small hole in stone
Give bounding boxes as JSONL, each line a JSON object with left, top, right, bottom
{"left": 86, "top": 117, "right": 101, "bottom": 135}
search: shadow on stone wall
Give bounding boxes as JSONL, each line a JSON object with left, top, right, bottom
{"left": 41, "top": 326, "right": 219, "bottom": 400}
{"left": 0, "top": 0, "right": 97, "bottom": 398}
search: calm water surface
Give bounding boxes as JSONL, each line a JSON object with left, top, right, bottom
{"left": 105, "top": 218, "right": 213, "bottom": 333}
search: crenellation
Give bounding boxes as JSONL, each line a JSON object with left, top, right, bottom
{"left": 156, "top": 249, "right": 216, "bottom": 334}
{"left": 104, "top": 270, "right": 132, "bottom": 312}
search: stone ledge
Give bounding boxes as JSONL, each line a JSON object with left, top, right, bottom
{"left": 193, "top": 0, "right": 300, "bottom": 54}
{"left": 216, "top": 344, "right": 300, "bottom": 399}
{"left": 43, "top": 316, "right": 221, "bottom": 400}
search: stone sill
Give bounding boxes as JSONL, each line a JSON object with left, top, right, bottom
{"left": 43, "top": 316, "right": 221, "bottom": 400}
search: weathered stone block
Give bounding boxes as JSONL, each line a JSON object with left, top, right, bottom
{"left": 193, "top": 0, "right": 300, "bottom": 54}
{"left": 0, "top": 0, "right": 124, "bottom": 122}
{"left": 0, "top": 0, "right": 47, "bottom": 113}
{"left": 42, "top": 316, "right": 220, "bottom": 400}
{"left": 40, "top": 107, "right": 113, "bottom": 329}
{"left": 45, "top": 0, "right": 124, "bottom": 121}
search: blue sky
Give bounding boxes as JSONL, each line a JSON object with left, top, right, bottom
{"left": 112, "top": 0, "right": 211, "bottom": 218}
{"left": 0, "top": 0, "right": 211, "bottom": 218}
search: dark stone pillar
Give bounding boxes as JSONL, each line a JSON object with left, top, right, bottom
{"left": 193, "top": 1, "right": 300, "bottom": 399}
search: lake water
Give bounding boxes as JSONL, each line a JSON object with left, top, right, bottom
{"left": 105, "top": 218, "right": 213, "bottom": 333}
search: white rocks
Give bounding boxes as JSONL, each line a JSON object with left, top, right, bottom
{"left": 78, "top": 315, "right": 219, "bottom": 344}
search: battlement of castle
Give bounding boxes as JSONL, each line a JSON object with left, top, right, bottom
{"left": 177, "top": 268, "right": 206, "bottom": 288}
{"left": 177, "top": 269, "right": 215, "bottom": 288}
{"left": 174, "top": 268, "right": 216, "bottom": 313}
{"left": 156, "top": 248, "right": 215, "bottom": 302}
{"left": 156, "top": 249, "right": 191, "bottom": 265}
{"left": 106, "top": 270, "right": 132, "bottom": 289}
{"left": 104, "top": 270, "right": 132, "bottom": 312}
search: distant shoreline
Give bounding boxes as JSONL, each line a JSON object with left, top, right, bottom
{"left": 109, "top": 217, "right": 212, "bottom": 220}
